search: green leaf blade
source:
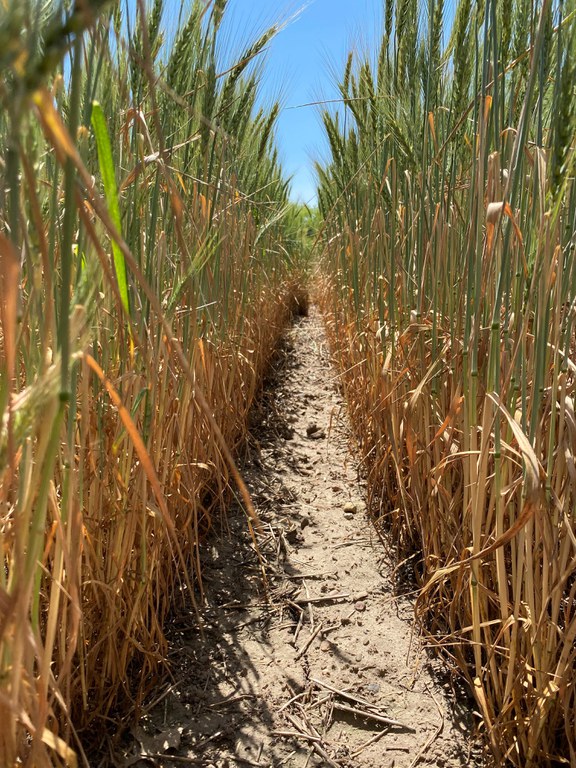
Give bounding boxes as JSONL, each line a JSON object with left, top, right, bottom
{"left": 91, "top": 101, "right": 130, "bottom": 316}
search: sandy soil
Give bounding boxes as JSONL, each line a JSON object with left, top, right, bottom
{"left": 115, "top": 306, "right": 484, "bottom": 768}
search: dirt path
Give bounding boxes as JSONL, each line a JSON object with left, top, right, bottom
{"left": 122, "top": 307, "right": 482, "bottom": 768}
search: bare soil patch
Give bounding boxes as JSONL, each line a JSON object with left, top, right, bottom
{"left": 112, "top": 306, "right": 484, "bottom": 768}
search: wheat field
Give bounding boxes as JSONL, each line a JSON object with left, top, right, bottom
{"left": 1, "top": 0, "right": 575, "bottom": 766}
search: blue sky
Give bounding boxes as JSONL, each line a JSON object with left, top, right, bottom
{"left": 218, "top": 1, "right": 384, "bottom": 204}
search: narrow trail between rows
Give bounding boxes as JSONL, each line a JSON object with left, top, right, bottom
{"left": 123, "top": 307, "right": 482, "bottom": 768}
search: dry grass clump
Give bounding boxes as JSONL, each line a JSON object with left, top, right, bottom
{"left": 0, "top": 1, "right": 305, "bottom": 765}
{"left": 317, "top": 1, "right": 576, "bottom": 765}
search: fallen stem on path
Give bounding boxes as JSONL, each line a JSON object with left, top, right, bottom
{"left": 310, "top": 677, "right": 373, "bottom": 708}
{"left": 295, "top": 623, "right": 323, "bottom": 660}
{"left": 145, "top": 755, "right": 201, "bottom": 764}
{"left": 284, "top": 713, "right": 341, "bottom": 768}
{"left": 277, "top": 691, "right": 309, "bottom": 713}
{"left": 271, "top": 730, "right": 322, "bottom": 743}
{"left": 332, "top": 701, "right": 416, "bottom": 731}
{"left": 349, "top": 730, "right": 388, "bottom": 758}
{"left": 311, "top": 677, "right": 416, "bottom": 730}
{"left": 293, "top": 592, "right": 350, "bottom": 605}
